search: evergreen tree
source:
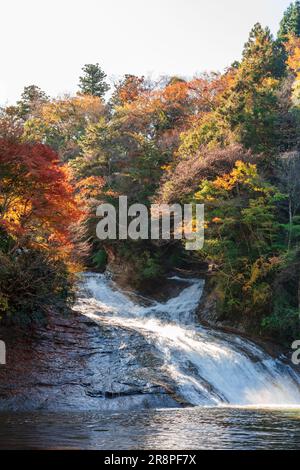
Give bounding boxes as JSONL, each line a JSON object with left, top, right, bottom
{"left": 219, "top": 24, "right": 281, "bottom": 153}
{"left": 17, "top": 84, "right": 48, "bottom": 119}
{"left": 242, "top": 23, "right": 279, "bottom": 76}
{"left": 78, "top": 63, "right": 110, "bottom": 98}
{"left": 278, "top": 1, "right": 300, "bottom": 41}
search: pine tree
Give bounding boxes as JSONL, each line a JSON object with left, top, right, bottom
{"left": 219, "top": 24, "right": 281, "bottom": 153}
{"left": 78, "top": 63, "right": 110, "bottom": 98}
{"left": 278, "top": 1, "right": 300, "bottom": 41}
{"left": 242, "top": 23, "right": 279, "bottom": 76}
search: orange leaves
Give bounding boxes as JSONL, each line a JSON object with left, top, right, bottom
{"left": 76, "top": 175, "right": 106, "bottom": 199}
{"left": 213, "top": 173, "right": 235, "bottom": 191}
{"left": 110, "top": 73, "right": 232, "bottom": 165}
{"left": 285, "top": 34, "right": 300, "bottom": 78}
{"left": 114, "top": 75, "right": 146, "bottom": 106}
{"left": 212, "top": 217, "right": 223, "bottom": 224}
{"left": 285, "top": 34, "right": 300, "bottom": 105}
{"left": 188, "top": 73, "right": 233, "bottom": 112}
{"left": 161, "top": 80, "right": 189, "bottom": 106}
{"left": 40, "top": 94, "right": 104, "bottom": 125}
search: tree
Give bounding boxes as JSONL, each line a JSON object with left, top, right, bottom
{"left": 219, "top": 24, "right": 281, "bottom": 153}
{"left": 78, "top": 63, "right": 110, "bottom": 98}
{"left": 22, "top": 94, "right": 105, "bottom": 161}
{"left": 17, "top": 85, "right": 48, "bottom": 119}
{"left": 277, "top": 151, "right": 300, "bottom": 251}
{"left": 0, "top": 139, "right": 81, "bottom": 256}
{"left": 278, "top": 1, "right": 300, "bottom": 41}
{"left": 110, "top": 74, "right": 146, "bottom": 108}
{"left": 73, "top": 117, "right": 111, "bottom": 178}
{"left": 194, "top": 161, "right": 283, "bottom": 320}
{"left": 176, "top": 72, "right": 235, "bottom": 157}
{"left": 284, "top": 34, "right": 300, "bottom": 106}
{"left": 157, "top": 144, "right": 254, "bottom": 204}
{"left": 0, "top": 139, "right": 83, "bottom": 323}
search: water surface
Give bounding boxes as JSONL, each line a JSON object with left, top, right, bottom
{"left": 0, "top": 407, "right": 300, "bottom": 450}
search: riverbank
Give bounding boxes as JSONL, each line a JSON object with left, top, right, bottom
{"left": 196, "top": 274, "right": 296, "bottom": 360}
{"left": 0, "top": 308, "right": 178, "bottom": 411}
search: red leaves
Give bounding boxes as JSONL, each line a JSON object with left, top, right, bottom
{"left": 0, "top": 139, "right": 81, "bottom": 258}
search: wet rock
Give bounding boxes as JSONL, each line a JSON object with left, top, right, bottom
{"left": 0, "top": 310, "right": 179, "bottom": 411}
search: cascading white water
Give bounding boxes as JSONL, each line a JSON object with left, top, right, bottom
{"left": 75, "top": 273, "right": 300, "bottom": 407}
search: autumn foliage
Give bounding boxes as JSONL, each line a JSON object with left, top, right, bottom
{"left": 0, "top": 140, "right": 82, "bottom": 323}
{"left": 0, "top": 140, "right": 81, "bottom": 255}
{"left": 1, "top": 2, "right": 300, "bottom": 340}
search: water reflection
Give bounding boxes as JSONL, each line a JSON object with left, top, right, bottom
{"left": 0, "top": 407, "right": 300, "bottom": 450}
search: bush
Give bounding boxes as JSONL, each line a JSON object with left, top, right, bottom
{"left": 92, "top": 249, "right": 108, "bottom": 271}
{"left": 0, "top": 249, "right": 75, "bottom": 326}
{"left": 262, "top": 304, "right": 300, "bottom": 344}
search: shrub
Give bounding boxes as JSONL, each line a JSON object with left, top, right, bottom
{"left": 0, "top": 249, "right": 74, "bottom": 326}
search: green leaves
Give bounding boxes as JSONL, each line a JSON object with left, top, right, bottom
{"left": 278, "top": 1, "right": 300, "bottom": 42}
{"left": 78, "top": 63, "right": 110, "bottom": 98}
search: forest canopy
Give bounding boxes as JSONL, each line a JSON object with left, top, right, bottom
{"left": 1, "top": 2, "right": 300, "bottom": 343}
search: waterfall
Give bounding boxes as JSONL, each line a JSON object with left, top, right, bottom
{"left": 75, "top": 273, "right": 300, "bottom": 407}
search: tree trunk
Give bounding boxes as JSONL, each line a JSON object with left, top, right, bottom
{"left": 288, "top": 197, "right": 292, "bottom": 252}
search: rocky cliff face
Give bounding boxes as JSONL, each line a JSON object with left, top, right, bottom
{"left": 0, "top": 310, "right": 179, "bottom": 411}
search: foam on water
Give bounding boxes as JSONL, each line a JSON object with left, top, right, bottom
{"left": 75, "top": 273, "right": 300, "bottom": 406}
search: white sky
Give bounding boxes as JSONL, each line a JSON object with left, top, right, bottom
{"left": 0, "top": 0, "right": 292, "bottom": 105}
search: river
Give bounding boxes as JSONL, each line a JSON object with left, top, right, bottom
{"left": 1, "top": 407, "right": 300, "bottom": 449}
{"left": 75, "top": 273, "right": 300, "bottom": 406}
{"left": 0, "top": 272, "right": 300, "bottom": 449}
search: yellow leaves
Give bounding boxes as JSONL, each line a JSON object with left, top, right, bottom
{"left": 261, "top": 77, "right": 279, "bottom": 91}
{"left": 244, "top": 256, "right": 281, "bottom": 292}
{"left": 213, "top": 161, "right": 258, "bottom": 192}
{"left": 160, "top": 164, "right": 172, "bottom": 171}
{"left": 285, "top": 34, "right": 300, "bottom": 105}
{"left": 0, "top": 195, "right": 32, "bottom": 236}
{"left": 285, "top": 34, "right": 300, "bottom": 78}
{"left": 194, "top": 189, "right": 215, "bottom": 202}
{"left": 231, "top": 160, "right": 257, "bottom": 180}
